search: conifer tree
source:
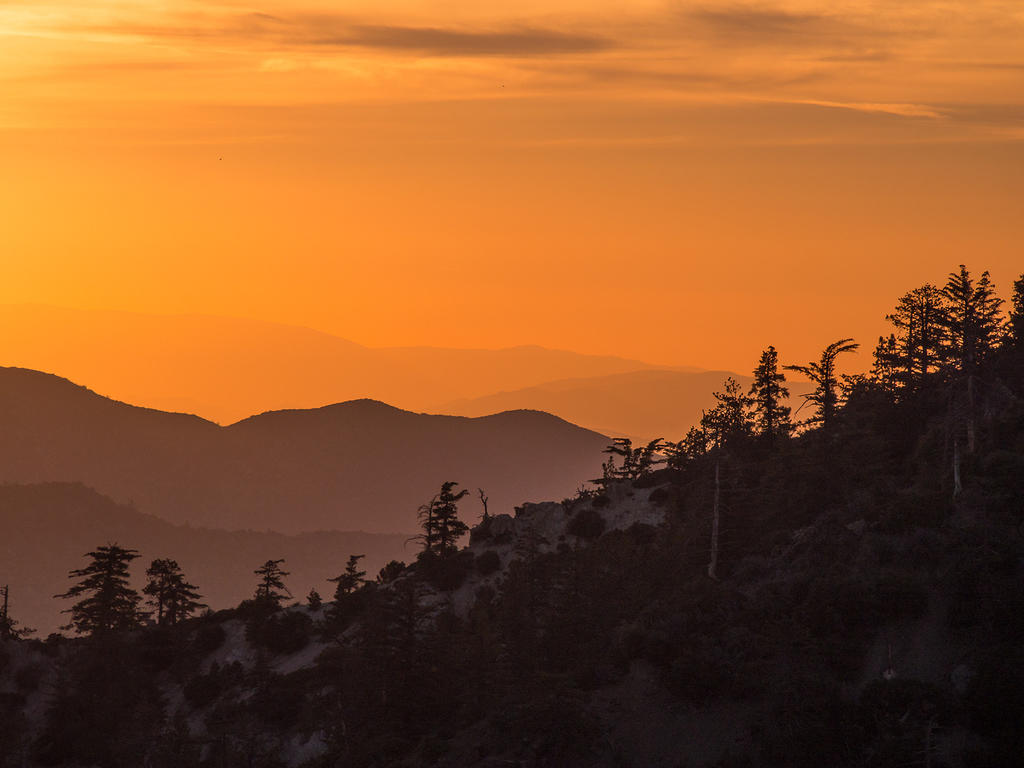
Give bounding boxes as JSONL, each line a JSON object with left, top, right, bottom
{"left": 602, "top": 438, "right": 665, "bottom": 479}
{"left": 0, "top": 584, "right": 35, "bottom": 640}
{"left": 942, "top": 265, "right": 1004, "bottom": 372}
{"left": 602, "top": 438, "right": 635, "bottom": 480}
{"left": 253, "top": 559, "right": 290, "bottom": 608}
{"left": 702, "top": 376, "right": 753, "bottom": 447}
{"left": 1009, "top": 274, "right": 1024, "bottom": 347}
{"left": 871, "top": 334, "right": 901, "bottom": 395}
{"left": 328, "top": 555, "right": 367, "bottom": 601}
{"left": 143, "top": 559, "right": 205, "bottom": 626}
{"left": 785, "top": 339, "right": 860, "bottom": 429}
{"left": 377, "top": 560, "right": 406, "bottom": 584}
{"left": 885, "top": 284, "right": 948, "bottom": 387}
{"left": 418, "top": 482, "right": 470, "bottom": 556}
{"left": 749, "top": 346, "right": 792, "bottom": 442}
{"left": 56, "top": 544, "right": 142, "bottom": 635}
{"left": 682, "top": 424, "right": 710, "bottom": 458}
{"left": 307, "top": 589, "right": 323, "bottom": 611}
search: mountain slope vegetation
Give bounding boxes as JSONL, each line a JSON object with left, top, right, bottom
{"left": 0, "top": 482, "right": 411, "bottom": 636}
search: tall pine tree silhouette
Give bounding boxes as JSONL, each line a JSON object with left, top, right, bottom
{"left": 785, "top": 339, "right": 859, "bottom": 430}
{"left": 749, "top": 346, "right": 792, "bottom": 443}
{"left": 56, "top": 544, "right": 142, "bottom": 635}
{"left": 418, "top": 482, "right": 470, "bottom": 556}
{"left": 143, "top": 559, "right": 206, "bottom": 626}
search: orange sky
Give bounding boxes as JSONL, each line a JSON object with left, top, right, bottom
{"left": 2, "top": 0, "right": 1023, "bottom": 372}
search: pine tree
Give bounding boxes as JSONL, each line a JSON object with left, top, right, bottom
{"left": 328, "top": 555, "right": 367, "bottom": 601}
{"left": 602, "top": 438, "right": 635, "bottom": 480}
{"left": 1009, "top": 274, "right": 1024, "bottom": 347}
{"left": 702, "top": 376, "right": 753, "bottom": 447}
{"left": 885, "top": 284, "right": 948, "bottom": 387}
{"left": 377, "top": 560, "right": 406, "bottom": 584}
{"left": 785, "top": 339, "right": 860, "bottom": 429}
{"left": 56, "top": 544, "right": 142, "bottom": 635}
{"left": 871, "top": 334, "right": 901, "bottom": 395}
{"left": 0, "top": 584, "right": 35, "bottom": 640}
{"left": 307, "top": 589, "right": 323, "bottom": 611}
{"left": 749, "top": 346, "right": 792, "bottom": 442}
{"left": 418, "top": 482, "right": 470, "bottom": 556}
{"left": 942, "top": 264, "right": 1004, "bottom": 372}
{"left": 143, "top": 559, "right": 205, "bottom": 626}
{"left": 602, "top": 438, "right": 664, "bottom": 480}
{"left": 253, "top": 559, "right": 290, "bottom": 608}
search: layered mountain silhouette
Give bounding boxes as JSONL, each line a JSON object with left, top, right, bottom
{"left": 0, "top": 367, "right": 608, "bottom": 534}
{"left": 0, "top": 482, "right": 412, "bottom": 636}
{"left": 444, "top": 369, "right": 788, "bottom": 442}
{"left": 0, "top": 305, "right": 682, "bottom": 425}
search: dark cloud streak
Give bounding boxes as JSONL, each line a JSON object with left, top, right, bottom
{"left": 314, "top": 25, "right": 612, "bottom": 56}
{"left": 82, "top": 12, "right": 613, "bottom": 57}
{"left": 681, "top": 4, "right": 876, "bottom": 47}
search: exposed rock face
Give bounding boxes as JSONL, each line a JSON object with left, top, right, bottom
{"left": 431, "top": 483, "right": 670, "bottom": 618}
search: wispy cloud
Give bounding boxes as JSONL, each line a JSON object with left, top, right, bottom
{"left": 680, "top": 4, "right": 868, "bottom": 45}
{"left": 316, "top": 25, "right": 612, "bottom": 56}
{"left": 791, "top": 99, "right": 945, "bottom": 119}
{"left": 77, "top": 11, "right": 612, "bottom": 57}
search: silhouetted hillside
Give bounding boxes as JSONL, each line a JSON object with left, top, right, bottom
{"left": 0, "top": 482, "right": 411, "bottom": 636}
{"left": 0, "top": 367, "right": 608, "bottom": 533}
{"left": 0, "top": 306, "right": 675, "bottom": 423}
{"left": 3, "top": 267, "right": 1023, "bottom": 768}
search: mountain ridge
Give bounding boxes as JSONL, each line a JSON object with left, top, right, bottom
{"left": 0, "top": 304, "right": 680, "bottom": 425}
{"left": 0, "top": 366, "right": 609, "bottom": 534}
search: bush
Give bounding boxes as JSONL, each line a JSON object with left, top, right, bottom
{"left": 475, "top": 550, "right": 501, "bottom": 576}
{"left": 14, "top": 662, "right": 43, "bottom": 693}
{"left": 183, "top": 668, "right": 223, "bottom": 708}
{"left": 416, "top": 549, "right": 475, "bottom": 591}
{"left": 192, "top": 622, "right": 226, "bottom": 654}
{"left": 469, "top": 517, "right": 493, "bottom": 544}
{"left": 247, "top": 611, "right": 313, "bottom": 655}
{"left": 567, "top": 507, "right": 606, "bottom": 540}
{"left": 377, "top": 560, "right": 406, "bottom": 584}
{"left": 183, "top": 661, "right": 243, "bottom": 709}
{"left": 647, "top": 486, "right": 669, "bottom": 505}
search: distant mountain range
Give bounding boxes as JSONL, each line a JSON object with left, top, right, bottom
{"left": 444, "top": 369, "right": 783, "bottom": 442}
{"left": 0, "top": 482, "right": 412, "bottom": 636}
{"left": 0, "top": 305, "right": 684, "bottom": 425}
{"left": 0, "top": 367, "right": 608, "bottom": 534}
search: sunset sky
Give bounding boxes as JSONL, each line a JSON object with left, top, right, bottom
{"left": 2, "top": 0, "right": 1022, "bottom": 372}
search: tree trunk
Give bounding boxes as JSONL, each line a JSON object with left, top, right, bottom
{"left": 708, "top": 457, "right": 720, "bottom": 580}
{"left": 966, "top": 374, "right": 976, "bottom": 453}
{"left": 953, "top": 437, "right": 963, "bottom": 499}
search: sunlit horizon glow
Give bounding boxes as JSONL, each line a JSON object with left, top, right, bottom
{"left": 2, "top": 1, "right": 1022, "bottom": 376}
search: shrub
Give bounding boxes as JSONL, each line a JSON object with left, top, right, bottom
{"left": 15, "top": 662, "right": 43, "bottom": 693}
{"left": 648, "top": 486, "right": 669, "bottom": 505}
{"left": 183, "top": 668, "right": 223, "bottom": 708}
{"left": 416, "top": 549, "right": 475, "bottom": 591}
{"left": 247, "top": 610, "right": 313, "bottom": 655}
{"left": 567, "top": 508, "right": 606, "bottom": 540}
{"left": 475, "top": 550, "right": 501, "bottom": 576}
{"left": 377, "top": 560, "right": 406, "bottom": 584}
{"left": 192, "top": 622, "right": 226, "bottom": 654}
{"left": 183, "top": 661, "right": 243, "bottom": 709}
